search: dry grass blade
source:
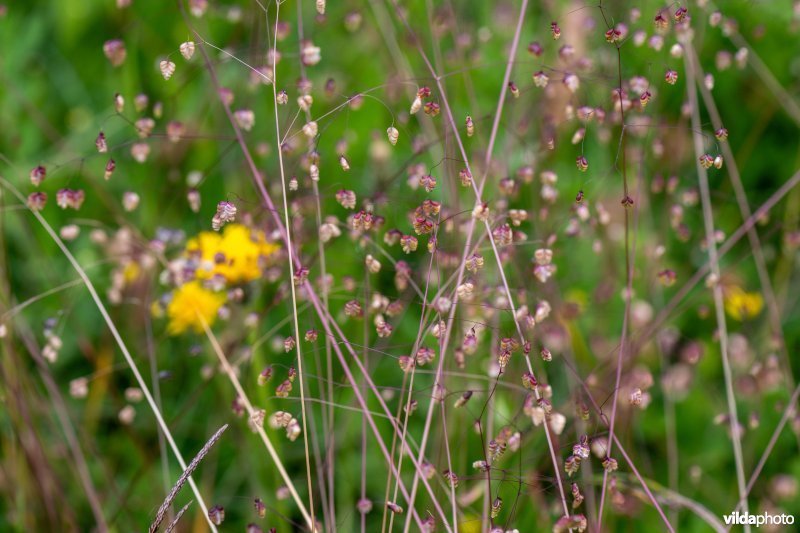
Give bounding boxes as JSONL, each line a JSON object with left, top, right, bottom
{"left": 163, "top": 501, "right": 192, "bottom": 533}
{"left": 149, "top": 425, "right": 228, "bottom": 533}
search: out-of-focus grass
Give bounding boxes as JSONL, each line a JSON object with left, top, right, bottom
{"left": 1, "top": 1, "right": 799, "bottom": 531}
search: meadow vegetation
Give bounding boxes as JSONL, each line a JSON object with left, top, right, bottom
{"left": 1, "top": 1, "right": 800, "bottom": 531}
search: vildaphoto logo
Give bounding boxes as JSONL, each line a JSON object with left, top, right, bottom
{"left": 723, "top": 511, "right": 795, "bottom": 527}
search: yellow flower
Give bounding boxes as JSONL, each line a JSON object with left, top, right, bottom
{"left": 122, "top": 262, "right": 141, "bottom": 283}
{"left": 150, "top": 299, "right": 164, "bottom": 319}
{"left": 166, "top": 281, "right": 225, "bottom": 335}
{"left": 458, "top": 516, "right": 482, "bottom": 533}
{"left": 185, "top": 224, "right": 279, "bottom": 284}
{"left": 723, "top": 286, "right": 764, "bottom": 321}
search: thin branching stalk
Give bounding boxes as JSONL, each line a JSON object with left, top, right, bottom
{"left": 361, "top": 298, "right": 369, "bottom": 533}
{"left": 440, "top": 391, "right": 458, "bottom": 530}
{"left": 360, "top": 263, "right": 371, "bottom": 533}
{"left": 481, "top": 321, "right": 500, "bottom": 530}
{"left": 597, "top": 4, "right": 636, "bottom": 527}
{"left": 380, "top": 371, "right": 410, "bottom": 533}
{"left": 310, "top": 319, "right": 435, "bottom": 530}
{"left": 309, "top": 295, "right": 452, "bottom": 530}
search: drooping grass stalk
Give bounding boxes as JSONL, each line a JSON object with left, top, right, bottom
{"left": 0, "top": 278, "right": 83, "bottom": 321}
{"left": 0, "top": 177, "right": 219, "bottom": 533}
{"left": 684, "top": 47, "right": 750, "bottom": 531}
{"left": 199, "top": 317, "right": 314, "bottom": 529}
{"left": 366, "top": 0, "right": 444, "bottom": 165}
{"left": 149, "top": 424, "right": 228, "bottom": 533}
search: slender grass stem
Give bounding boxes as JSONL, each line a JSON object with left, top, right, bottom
{"left": 199, "top": 316, "right": 314, "bottom": 529}
{"left": 684, "top": 47, "right": 750, "bottom": 531}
